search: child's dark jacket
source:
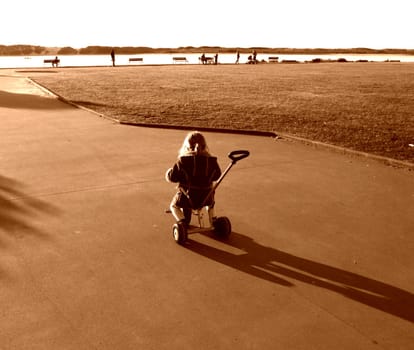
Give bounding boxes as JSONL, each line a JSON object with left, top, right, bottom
{"left": 167, "top": 154, "right": 221, "bottom": 209}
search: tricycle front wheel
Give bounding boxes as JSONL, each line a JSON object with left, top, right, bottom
{"left": 172, "top": 222, "right": 187, "bottom": 245}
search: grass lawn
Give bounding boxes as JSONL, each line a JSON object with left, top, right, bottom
{"left": 31, "top": 63, "right": 414, "bottom": 162}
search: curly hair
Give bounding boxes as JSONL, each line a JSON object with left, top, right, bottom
{"left": 178, "top": 131, "right": 211, "bottom": 157}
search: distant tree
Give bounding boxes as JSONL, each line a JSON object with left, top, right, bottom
{"left": 79, "top": 46, "right": 105, "bottom": 54}
{"left": 117, "top": 46, "right": 150, "bottom": 54}
{"left": 58, "top": 47, "right": 78, "bottom": 54}
{"left": 34, "top": 46, "right": 46, "bottom": 54}
{"left": 0, "top": 45, "right": 46, "bottom": 55}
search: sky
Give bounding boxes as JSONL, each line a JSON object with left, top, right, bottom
{"left": 1, "top": 0, "right": 413, "bottom": 49}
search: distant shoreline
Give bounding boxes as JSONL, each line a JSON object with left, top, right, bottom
{"left": 1, "top": 44, "right": 414, "bottom": 56}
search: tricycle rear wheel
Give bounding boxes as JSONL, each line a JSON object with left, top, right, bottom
{"left": 213, "top": 216, "right": 232, "bottom": 239}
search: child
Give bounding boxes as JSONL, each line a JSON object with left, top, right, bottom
{"left": 166, "top": 131, "right": 221, "bottom": 226}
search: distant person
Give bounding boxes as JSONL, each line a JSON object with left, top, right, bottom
{"left": 110, "top": 49, "right": 115, "bottom": 67}
{"left": 214, "top": 53, "right": 218, "bottom": 65}
{"left": 235, "top": 50, "right": 240, "bottom": 64}
{"left": 252, "top": 50, "right": 257, "bottom": 63}
{"left": 53, "top": 56, "right": 59, "bottom": 67}
{"left": 200, "top": 53, "right": 206, "bottom": 64}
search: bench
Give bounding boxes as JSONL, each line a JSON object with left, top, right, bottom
{"left": 129, "top": 57, "right": 143, "bottom": 63}
{"left": 268, "top": 56, "right": 279, "bottom": 63}
{"left": 44, "top": 58, "right": 60, "bottom": 67}
{"left": 281, "top": 59, "right": 299, "bottom": 64}
{"left": 173, "top": 57, "right": 188, "bottom": 63}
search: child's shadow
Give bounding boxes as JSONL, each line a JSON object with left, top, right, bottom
{"left": 186, "top": 231, "right": 414, "bottom": 323}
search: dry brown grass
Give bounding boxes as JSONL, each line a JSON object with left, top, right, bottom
{"left": 31, "top": 63, "right": 414, "bottom": 162}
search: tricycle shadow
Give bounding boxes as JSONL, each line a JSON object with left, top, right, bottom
{"left": 185, "top": 230, "right": 414, "bottom": 323}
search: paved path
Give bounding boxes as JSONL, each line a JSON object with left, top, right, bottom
{"left": 1, "top": 71, "right": 413, "bottom": 349}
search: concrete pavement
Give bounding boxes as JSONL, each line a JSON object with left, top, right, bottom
{"left": 1, "top": 71, "right": 413, "bottom": 349}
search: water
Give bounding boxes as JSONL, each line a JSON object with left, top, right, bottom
{"left": 1, "top": 53, "right": 414, "bottom": 69}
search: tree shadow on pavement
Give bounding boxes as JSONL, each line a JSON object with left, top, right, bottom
{"left": 0, "top": 90, "right": 73, "bottom": 110}
{"left": 0, "top": 175, "right": 60, "bottom": 245}
{"left": 186, "top": 231, "right": 414, "bottom": 323}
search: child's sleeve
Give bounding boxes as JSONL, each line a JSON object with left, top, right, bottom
{"left": 165, "top": 168, "right": 174, "bottom": 182}
{"left": 165, "top": 163, "right": 183, "bottom": 183}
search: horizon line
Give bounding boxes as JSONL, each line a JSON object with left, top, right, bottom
{"left": 2, "top": 44, "right": 414, "bottom": 51}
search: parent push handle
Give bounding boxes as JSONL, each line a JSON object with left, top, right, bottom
{"left": 228, "top": 150, "right": 250, "bottom": 164}
{"left": 220, "top": 150, "right": 250, "bottom": 181}
{"left": 200, "top": 149, "right": 250, "bottom": 208}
